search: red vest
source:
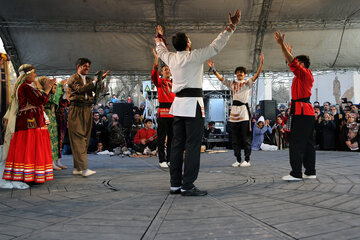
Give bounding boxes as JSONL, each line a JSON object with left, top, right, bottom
{"left": 151, "top": 65, "right": 175, "bottom": 118}
{"left": 289, "top": 59, "right": 315, "bottom": 116}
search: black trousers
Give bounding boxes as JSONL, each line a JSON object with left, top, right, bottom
{"left": 289, "top": 115, "right": 316, "bottom": 178}
{"left": 134, "top": 140, "right": 157, "bottom": 153}
{"left": 231, "top": 121, "right": 252, "bottom": 162}
{"left": 157, "top": 117, "right": 173, "bottom": 163}
{"left": 170, "top": 104, "right": 204, "bottom": 190}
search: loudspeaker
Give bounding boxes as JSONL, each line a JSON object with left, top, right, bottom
{"left": 259, "top": 100, "right": 277, "bottom": 123}
{"left": 113, "top": 103, "right": 134, "bottom": 128}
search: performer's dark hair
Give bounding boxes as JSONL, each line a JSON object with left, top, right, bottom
{"left": 161, "top": 64, "right": 168, "bottom": 70}
{"left": 144, "top": 118, "right": 152, "bottom": 124}
{"left": 76, "top": 58, "right": 91, "bottom": 67}
{"left": 295, "top": 55, "right": 310, "bottom": 69}
{"left": 172, "top": 33, "right": 188, "bottom": 51}
{"left": 234, "top": 66, "right": 247, "bottom": 74}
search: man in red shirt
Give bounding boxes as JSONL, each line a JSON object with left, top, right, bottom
{"left": 133, "top": 119, "right": 158, "bottom": 155}
{"left": 274, "top": 30, "right": 316, "bottom": 181}
{"left": 151, "top": 48, "right": 175, "bottom": 167}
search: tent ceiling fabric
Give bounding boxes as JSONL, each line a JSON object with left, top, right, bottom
{"left": 1, "top": 0, "right": 360, "bottom": 75}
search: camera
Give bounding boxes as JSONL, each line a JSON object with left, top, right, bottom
{"left": 277, "top": 125, "right": 283, "bottom": 130}
{"left": 341, "top": 98, "right": 348, "bottom": 104}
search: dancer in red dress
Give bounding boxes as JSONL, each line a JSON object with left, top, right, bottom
{"left": 2, "top": 64, "right": 55, "bottom": 183}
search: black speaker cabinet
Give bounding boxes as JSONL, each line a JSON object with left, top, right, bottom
{"left": 112, "top": 103, "right": 134, "bottom": 128}
{"left": 259, "top": 100, "right": 277, "bottom": 123}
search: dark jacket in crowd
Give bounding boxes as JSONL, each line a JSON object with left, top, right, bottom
{"left": 316, "top": 120, "right": 337, "bottom": 150}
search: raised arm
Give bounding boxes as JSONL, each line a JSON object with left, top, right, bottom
{"left": 273, "top": 30, "right": 294, "bottom": 64}
{"left": 151, "top": 48, "right": 160, "bottom": 86}
{"left": 155, "top": 25, "right": 170, "bottom": 66}
{"left": 207, "top": 59, "right": 225, "bottom": 82}
{"left": 250, "top": 53, "right": 264, "bottom": 82}
{"left": 193, "top": 10, "right": 241, "bottom": 63}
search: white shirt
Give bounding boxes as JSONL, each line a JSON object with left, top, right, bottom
{"left": 156, "top": 28, "right": 234, "bottom": 117}
{"left": 79, "top": 73, "right": 96, "bottom": 100}
{"left": 79, "top": 74, "right": 88, "bottom": 99}
{"left": 223, "top": 79, "right": 254, "bottom": 122}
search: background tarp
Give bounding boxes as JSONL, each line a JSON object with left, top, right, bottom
{"left": 0, "top": 0, "right": 360, "bottom": 75}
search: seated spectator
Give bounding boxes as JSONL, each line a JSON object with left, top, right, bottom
{"left": 316, "top": 112, "right": 337, "bottom": 150}
{"left": 96, "top": 142, "right": 104, "bottom": 153}
{"left": 204, "top": 121, "right": 222, "bottom": 149}
{"left": 252, "top": 116, "right": 277, "bottom": 151}
{"left": 344, "top": 113, "right": 359, "bottom": 151}
{"left": 130, "top": 113, "right": 143, "bottom": 142}
{"left": 133, "top": 119, "right": 157, "bottom": 155}
{"left": 88, "top": 112, "right": 105, "bottom": 152}
{"left": 108, "top": 113, "right": 120, "bottom": 129}
{"left": 272, "top": 116, "right": 286, "bottom": 150}
{"left": 108, "top": 119, "right": 126, "bottom": 151}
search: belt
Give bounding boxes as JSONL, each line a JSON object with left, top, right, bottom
{"left": 232, "top": 100, "right": 252, "bottom": 130}
{"left": 290, "top": 97, "right": 310, "bottom": 115}
{"left": 159, "top": 102, "right": 172, "bottom": 108}
{"left": 176, "top": 88, "right": 203, "bottom": 97}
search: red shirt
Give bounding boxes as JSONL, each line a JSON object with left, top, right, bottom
{"left": 151, "top": 65, "right": 175, "bottom": 118}
{"left": 289, "top": 59, "right": 315, "bottom": 116}
{"left": 16, "top": 81, "right": 49, "bottom": 131}
{"left": 133, "top": 127, "right": 157, "bottom": 144}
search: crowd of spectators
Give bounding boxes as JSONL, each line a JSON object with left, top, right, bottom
{"left": 204, "top": 100, "right": 360, "bottom": 153}
{"left": 59, "top": 96, "right": 360, "bottom": 157}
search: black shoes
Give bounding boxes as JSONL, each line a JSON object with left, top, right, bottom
{"left": 181, "top": 187, "right": 208, "bottom": 196}
{"left": 169, "top": 188, "right": 181, "bottom": 194}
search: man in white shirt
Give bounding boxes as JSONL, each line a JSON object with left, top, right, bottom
{"left": 155, "top": 9, "right": 241, "bottom": 196}
{"left": 207, "top": 54, "right": 264, "bottom": 168}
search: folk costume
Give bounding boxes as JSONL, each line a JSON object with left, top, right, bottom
{"left": 224, "top": 78, "right": 254, "bottom": 164}
{"left": 38, "top": 77, "right": 64, "bottom": 169}
{"left": 67, "top": 73, "right": 96, "bottom": 172}
{"left": 156, "top": 25, "right": 235, "bottom": 192}
{"left": 288, "top": 59, "right": 316, "bottom": 178}
{"left": 151, "top": 65, "right": 175, "bottom": 164}
{"left": 2, "top": 65, "right": 53, "bottom": 184}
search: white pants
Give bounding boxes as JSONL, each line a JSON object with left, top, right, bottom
{"left": 260, "top": 143, "right": 278, "bottom": 151}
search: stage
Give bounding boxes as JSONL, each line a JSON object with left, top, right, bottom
{"left": 1, "top": 149, "right": 360, "bottom": 239}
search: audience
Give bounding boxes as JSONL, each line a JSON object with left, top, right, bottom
{"left": 133, "top": 119, "right": 157, "bottom": 155}
{"left": 252, "top": 116, "right": 277, "bottom": 151}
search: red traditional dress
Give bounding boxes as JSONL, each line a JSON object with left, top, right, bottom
{"left": 3, "top": 80, "right": 53, "bottom": 183}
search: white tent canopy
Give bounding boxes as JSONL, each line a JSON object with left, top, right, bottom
{"left": 1, "top": 0, "right": 360, "bottom": 76}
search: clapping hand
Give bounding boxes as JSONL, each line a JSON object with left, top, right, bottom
{"left": 207, "top": 59, "right": 214, "bottom": 68}
{"left": 102, "top": 70, "right": 109, "bottom": 79}
{"left": 156, "top": 25, "right": 163, "bottom": 36}
{"left": 229, "top": 9, "right": 241, "bottom": 26}
{"left": 273, "top": 30, "right": 285, "bottom": 45}
{"left": 60, "top": 78, "right": 68, "bottom": 85}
